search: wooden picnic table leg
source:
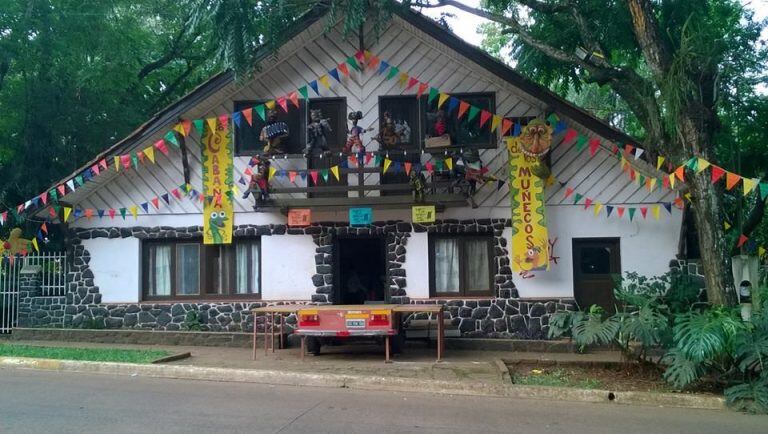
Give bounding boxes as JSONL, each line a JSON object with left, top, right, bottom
{"left": 385, "top": 335, "right": 391, "bottom": 363}
{"left": 270, "top": 312, "right": 276, "bottom": 353}
{"left": 300, "top": 335, "right": 305, "bottom": 362}
{"left": 279, "top": 314, "right": 284, "bottom": 349}
{"left": 437, "top": 308, "right": 444, "bottom": 363}
{"left": 263, "top": 313, "right": 269, "bottom": 356}
{"left": 252, "top": 314, "right": 257, "bottom": 361}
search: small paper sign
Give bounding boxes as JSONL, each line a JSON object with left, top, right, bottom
{"left": 288, "top": 208, "right": 311, "bottom": 227}
{"left": 349, "top": 207, "right": 372, "bottom": 226}
{"left": 412, "top": 205, "right": 436, "bottom": 223}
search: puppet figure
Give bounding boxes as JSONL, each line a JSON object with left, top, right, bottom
{"left": 306, "top": 108, "right": 332, "bottom": 155}
{"left": 260, "top": 109, "right": 289, "bottom": 155}
{"left": 409, "top": 170, "right": 427, "bottom": 203}
{"left": 452, "top": 148, "right": 495, "bottom": 208}
{"left": 243, "top": 159, "right": 271, "bottom": 210}
{"left": 344, "top": 111, "right": 373, "bottom": 154}
{"left": 424, "top": 109, "right": 451, "bottom": 148}
{"left": 375, "top": 111, "right": 400, "bottom": 149}
{"left": 0, "top": 228, "right": 31, "bottom": 257}
{"left": 513, "top": 118, "right": 553, "bottom": 179}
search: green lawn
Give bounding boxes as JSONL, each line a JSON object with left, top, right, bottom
{"left": 0, "top": 343, "right": 169, "bottom": 364}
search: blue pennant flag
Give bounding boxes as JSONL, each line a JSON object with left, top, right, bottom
{"left": 161, "top": 193, "right": 170, "bottom": 205}
{"left": 606, "top": 206, "right": 614, "bottom": 218}
{"left": 279, "top": 170, "right": 288, "bottom": 178}
{"left": 329, "top": 68, "right": 341, "bottom": 82}
{"left": 232, "top": 111, "right": 242, "bottom": 127}
{"left": 377, "top": 61, "right": 390, "bottom": 75}
{"left": 73, "top": 209, "right": 82, "bottom": 218}
{"left": 140, "top": 203, "right": 149, "bottom": 213}
{"left": 238, "top": 176, "right": 247, "bottom": 185}
{"left": 340, "top": 159, "right": 348, "bottom": 169}
{"left": 447, "top": 97, "right": 460, "bottom": 114}
{"left": 82, "top": 170, "right": 92, "bottom": 181}
{"left": 554, "top": 120, "right": 567, "bottom": 134}
{"left": 309, "top": 80, "right": 319, "bottom": 95}
{"left": 662, "top": 202, "right": 672, "bottom": 214}
{"left": 513, "top": 122, "right": 522, "bottom": 137}
{"left": 300, "top": 171, "right": 307, "bottom": 181}
{"left": 97, "top": 209, "right": 105, "bottom": 218}
{"left": 393, "top": 162, "right": 401, "bottom": 173}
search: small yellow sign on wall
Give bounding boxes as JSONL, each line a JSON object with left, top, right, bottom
{"left": 412, "top": 205, "right": 436, "bottom": 223}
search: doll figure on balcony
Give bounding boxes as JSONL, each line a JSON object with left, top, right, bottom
{"left": 260, "top": 110, "right": 289, "bottom": 155}
{"left": 243, "top": 159, "right": 271, "bottom": 210}
{"left": 306, "top": 108, "right": 332, "bottom": 155}
{"left": 409, "top": 169, "right": 427, "bottom": 203}
{"left": 344, "top": 111, "right": 373, "bottom": 154}
{"left": 375, "top": 111, "right": 399, "bottom": 149}
{"left": 424, "top": 109, "right": 451, "bottom": 148}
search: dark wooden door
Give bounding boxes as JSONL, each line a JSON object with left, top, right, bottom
{"left": 572, "top": 238, "right": 621, "bottom": 313}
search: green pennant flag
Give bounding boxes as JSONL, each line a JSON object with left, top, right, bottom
{"left": 374, "top": 155, "right": 381, "bottom": 167}
{"left": 760, "top": 182, "right": 768, "bottom": 200}
{"left": 346, "top": 56, "right": 360, "bottom": 71}
{"left": 546, "top": 113, "right": 559, "bottom": 125}
{"left": 255, "top": 104, "right": 266, "bottom": 121}
{"left": 575, "top": 135, "right": 588, "bottom": 152}
{"left": 53, "top": 204, "right": 61, "bottom": 214}
{"left": 428, "top": 88, "right": 439, "bottom": 105}
{"left": 75, "top": 175, "right": 84, "bottom": 186}
{"left": 321, "top": 169, "right": 329, "bottom": 182}
{"left": 639, "top": 174, "right": 646, "bottom": 185}
{"left": 573, "top": 193, "right": 583, "bottom": 204}
{"left": 386, "top": 66, "right": 399, "bottom": 81}
{"left": 164, "top": 131, "right": 179, "bottom": 147}
{"left": 192, "top": 119, "right": 205, "bottom": 136}
{"left": 225, "top": 190, "right": 234, "bottom": 200}
{"left": 119, "top": 208, "right": 127, "bottom": 219}
{"left": 686, "top": 157, "right": 698, "bottom": 171}
{"left": 298, "top": 86, "right": 309, "bottom": 100}
{"left": 436, "top": 160, "right": 444, "bottom": 171}
{"left": 49, "top": 189, "right": 58, "bottom": 202}
{"left": 467, "top": 106, "right": 480, "bottom": 123}
{"left": 628, "top": 208, "right": 636, "bottom": 221}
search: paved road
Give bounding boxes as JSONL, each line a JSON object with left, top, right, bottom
{"left": 1, "top": 369, "right": 766, "bottom": 433}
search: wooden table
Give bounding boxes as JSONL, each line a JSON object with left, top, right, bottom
{"left": 251, "top": 304, "right": 445, "bottom": 362}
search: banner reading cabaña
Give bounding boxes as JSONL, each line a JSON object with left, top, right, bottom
{"left": 202, "top": 122, "right": 234, "bottom": 245}
{"left": 508, "top": 137, "right": 549, "bottom": 272}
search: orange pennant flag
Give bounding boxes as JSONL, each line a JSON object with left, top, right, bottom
{"left": 458, "top": 101, "right": 470, "bottom": 119}
{"left": 725, "top": 172, "right": 741, "bottom": 190}
{"left": 674, "top": 166, "right": 685, "bottom": 182}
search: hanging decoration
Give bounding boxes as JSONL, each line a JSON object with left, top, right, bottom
{"left": 201, "top": 120, "right": 234, "bottom": 245}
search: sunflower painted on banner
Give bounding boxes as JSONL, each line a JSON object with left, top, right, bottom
{"left": 201, "top": 121, "right": 234, "bottom": 245}
{"left": 508, "top": 137, "right": 550, "bottom": 273}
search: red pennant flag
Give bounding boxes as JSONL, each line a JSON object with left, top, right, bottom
{"left": 673, "top": 197, "right": 684, "bottom": 209}
{"left": 564, "top": 187, "right": 574, "bottom": 199}
{"left": 563, "top": 129, "right": 578, "bottom": 145}
{"left": 674, "top": 166, "right": 685, "bottom": 182}
{"left": 416, "top": 83, "right": 429, "bottom": 98}
{"left": 629, "top": 170, "right": 636, "bottom": 181}
{"left": 99, "top": 159, "right": 108, "bottom": 171}
{"left": 121, "top": 155, "right": 131, "bottom": 170}
{"left": 338, "top": 62, "right": 350, "bottom": 76}
{"left": 640, "top": 207, "right": 648, "bottom": 219}
{"left": 49, "top": 207, "right": 57, "bottom": 218}
{"left": 289, "top": 171, "right": 297, "bottom": 183}
{"left": 108, "top": 209, "right": 116, "bottom": 219}
{"left": 171, "top": 188, "right": 181, "bottom": 199}
{"left": 662, "top": 176, "right": 670, "bottom": 189}
{"left": 91, "top": 164, "right": 100, "bottom": 176}
{"left": 151, "top": 197, "right": 160, "bottom": 209}
{"left": 218, "top": 114, "right": 229, "bottom": 129}
{"left": 41, "top": 222, "right": 48, "bottom": 234}
{"left": 181, "top": 119, "right": 193, "bottom": 136}
{"left": 348, "top": 154, "right": 357, "bottom": 166}
{"left": 365, "top": 152, "right": 373, "bottom": 165}
{"left": 501, "top": 119, "right": 513, "bottom": 136}
{"left": 368, "top": 55, "right": 380, "bottom": 71}
{"left": 584, "top": 198, "right": 593, "bottom": 209}
{"left": 458, "top": 101, "right": 470, "bottom": 119}
{"left": 725, "top": 172, "right": 741, "bottom": 190}
{"left": 242, "top": 107, "right": 253, "bottom": 126}
{"left": 407, "top": 77, "right": 419, "bottom": 90}
{"left": 617, "top": 207, "right": 625, "bottom": 218}
{"left": 611, "top": 144, "right": 619, "bottom": 155}
{"left": 40, "top": 191, "right": 48, "bottom": 205}
{"left": 277, "top": 97, "right": 288, "bottom": 113}
{"left": 425, "top": 162, "right": 434, "bottom": 174}
{"left": 355, "top": 50, "right": 365, "bottom": 63}
{"left": 84, "top": 209, "right": 94, "bottom": 220}
{"left": 479, "top": 110, "right": 492, "bottom": 128}
{"left": 588, "top": 138, "right": 601, "bottom": 157}
{"left": 57, "top": 184, "right": 66, "bottom": 196}
{"left": 288, "top": 91, "right": 300, "bottom": 108}
{"left": 710, "top": 165, "right": 726, "bottom": 184}
{"left": 137, "top": 151, "right": 145, "bottom": 163}
{"left": 404, "top": 162, "right": 412, "bottom": 175}
{"left": 737, "top": 234, "right": 749, "bottom": 248}
{"left": 309, "top": 170, "right": 319, "bottom": 185}
{"left": 154, "top": 139, "right": 169, "bottom": 155}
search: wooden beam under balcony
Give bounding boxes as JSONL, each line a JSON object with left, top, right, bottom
{"left": 270, "top": 194, "right": 467, "bottom": 212}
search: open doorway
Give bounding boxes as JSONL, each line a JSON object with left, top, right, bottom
{"left": 334, "top": 237, "right": 387, "bottom": 305}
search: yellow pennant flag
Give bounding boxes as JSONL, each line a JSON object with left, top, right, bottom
{"left": 173, "top": 123, "right": 186, "bottom": 137}
{"left": 63, "top": 206, "right": 72, "bottom": 222}
{"left": 724, "top": 221, "right": 732, "bottom": 230}
{"left": 31, "top": 238, "right": 39, "bottom": 253}
{"left": 620, "top": 157, "right": 628, "bottom": 170}
{"left": 634, "top": 170, "right": 641, "bottom": 185}
{"left": 330, "top": 165, "right": 340, "bottom": 181}
{"left": 696, "top": 158, "right": 710, "bottom": 173}
{"left": 144, "top": 146, "right": 155, "bottom": 163}
{"left": 129, "top": 205, "right": 138, "bottom": 219}
{"left": 265, "top": 100, "right": 276, "bottom": 110}
{"left": 656, "top": 156, "right": 665, "bottom": 170}
{"left": 231, "top": 185, "right": 240, "bottom": 196}
{"left": 206, "top": 117, "right": 217, "bottom": 133}
{"left": 669, "top": 173, "right": 676, "bottom": 189}
{"left": 383, "top": 158, "right": 392, "bottom": 173}
{"left": 445, "top": 157, "right": 453, "bottom": 170}
{"left": 684, "top": 192, "right": 692, "bottom": 202}
{"left": 491, "top": 115, "right": 501, "bottom": 132}
{"left": 114, "top": 156, "right": 121, "bottom": 172}
{"left": 743, "top": 177, "right": 758, "bottom": 195}
{"left": 318, "top": 75, "right": 330, "bottom": 88}
{"left": 649, "top": 177, "right": 657, "bottom": 192}
{"left": 652, "top": 205, "right": 660, "bottom": 220}
{"left": 268, "top": 166, "right": 277, "bottom": 180}
{"left": 759, "top": 246, "right": 766, "bottom": 258}
{"left": 593, "top": 202, "right": 603, "bottom": 216}
{"left": 398, "top": 72, "right": 409, "bottom": 86}
{"left": 438, "top": 93, "right": 450, "bottom": 108}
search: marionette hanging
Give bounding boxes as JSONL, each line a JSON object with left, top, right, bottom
{"left": 0, "top": 228, "right": 32, "bottom": 256}
{"left": 374, "top": 111, "right": 411, "bottom": 149}
{"left": 409, "top": 170, "right": 427, "bottom": 203}
{"left": 424, "top": 109, "right": 451, "bottom": 148}
{"left": 344, "top": 111, "right": 374, "bottom": 154}
{"left": 260, "top": 109, "right": 289, "bottom": 155}
{"left": 515, "top": 118, "right": 553, "bottom": 180}
{"left": 306, "top": 108, "right": 332, "bottom": 155}
{"left": 455, "top": 148, "right": 495, "bottom": 208}
{"left": 242, "top": 159, "right": 271, "bottom": 210}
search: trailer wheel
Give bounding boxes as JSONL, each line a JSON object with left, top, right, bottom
{"left": 305, "top": 337, "right": 321, "bottom": 356}
{"left": 390, "top": 334, "right": 405, "bottom": 354}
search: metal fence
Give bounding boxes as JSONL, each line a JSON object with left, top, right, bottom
{"left": 0, "top": 252, "right": 68, "bottom": 333}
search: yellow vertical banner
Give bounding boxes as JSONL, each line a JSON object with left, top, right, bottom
{"left": 507, "top": 138, "right": 549, "bottom": 272}
{"left": 202, "top": 123, "right": 234, "bottom": 245}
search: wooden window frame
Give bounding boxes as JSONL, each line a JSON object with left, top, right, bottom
{"left": 378, "top": 95, "right": 422, "bottom": 151}
{"left": 420, "top": 91, "right": 497, "bottom": 149}
{"left": 428, "top": 234, "right": 495, "bottom": 297}
{"left": 141, "top": 238, "right": 262, "bottom": 301}
{"left": 233, "top": 100, "right": 306, "bottom": 156}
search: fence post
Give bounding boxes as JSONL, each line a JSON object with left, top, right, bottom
{"left": 17, "top": 265, "right": 42, "bottom": 327}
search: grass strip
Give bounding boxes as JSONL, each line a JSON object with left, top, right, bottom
{"left": 0, "top": 343, "right": 169, "bottom": 364}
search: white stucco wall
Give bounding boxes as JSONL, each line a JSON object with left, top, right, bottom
{"left": 404, "top": 232, "right": 430, "bottom": 298}
{"left": 261, "top": 234, "right": 317, "bottom": 300}
{"left": 82, "top": 237, "right": 141, "bottom": 303}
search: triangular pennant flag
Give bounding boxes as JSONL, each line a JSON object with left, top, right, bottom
{"left": 40, "top": 192, "right": 48, "bottom": 205}
{"left": 232, "top": 111, "right": 243, "bottom": 128}
{"left": 497, "top": 180, "right": 505, "bottom": 191}
{"left": 575, "top": 135, "right": 588, "bottom": 152}
{"left": 142, "top": 146, "right": 155, "bottom": 164}
{"left": 386, "top": 66, "right": 400, "bottom": 81}
{"left": 656, "top": 156, "right": 665, "bottom": 171}
{"left": 652, "top": 205, "right": 660, "bottom": 220}
{"left": 121, "top": 155, "right": 131, "bottom": 170}
{"left": 173, "top": 123, "right": 186, "bottom": 137}
{"left": 66, "top": 179, "right": 76, "bottom": 192}
{"left": 276, "top": 97, "right": 288, "bottom": 112}
{"left": 726, "top": 172, "right": 741, "bottom": 190}
{"left": 91, "top": 164, "right": 100, "bottom": 176}
{"left": 308, "top": 80, "right": 320, "bottom": 95}
{"left": 254, "top": 104, "right": 266, "bottom": 122}
{"left": 573, "top": 193, "right": 584, "bottom": 204}
{"left": 171, "top": 188, "right": 181, "bottom": 199}
{"left": 347, "top": 55, "right": 361, "bottom": 71}
{"left": 130, "top": 205, "right": 138, "bottom": 219}
{"left": 338, "top": 63, "right": 350, "bottom": 77}
{"left": 383, "top": 158, "right": 392, "bottom": 173}
{"left": 318, "top": 75, "right": 330, "bottom": 88}
{"left": 205, "top": 117, "right": 217, "bottom": 134}
{"left": 130, "top": 154, "right": 139, "bottom": 169}
{"left": 309, "top": 170, "right": 319, "bottom": 185}
{"left": 192, "top": 119, "right": 204, "bottom": 136}
{"left": 696, "top": 158, "right": 710, "bottom": 174}
{"left": 711, "top": 165, "right": 725, "bottom": 183}
{"left": 161, "top": 193, "right": 170, "bottom": 205}
{"left": 640, "top": 207, "right": 648, "bottom": 219}
{"left": 759, "top": 182, "right": 768, "bottom": 200}
{"left": 140, "top": 203, "right": 149, "bottom": 213}
{"left": 663, "top": 202, "right": 672, "bottom": 214}
{"left": 743, "top": 177, "right": 758, "bottom": 195}
{"left": 634, "top": 148, "right": 644, "bottom": 160}
{"left": 563, "top": 129, "right": 579, "bottom": 145}
{"left": 674, "top": 166, "right": 685, "bottom": 182}
{"left": 425, "top": 161, "right": 434, "bottom": 174}
{"left": 404, "top": 162, "right": 412, "bottom": 175}
{"left": 288, "top": 91, "right": 300, "bottom": 108}
{"left": 298, "top": 86, "right": 308, "bottom": 100}
{"left": 593, "top": 202, "right": 603, "bottom": 216}
{"left": 289, "top": 171, "right": 297, "bottom": 183}
{"left": 467, "top": 106, "right": 480, "bottom": 123}
{"left": 406, "top": 77, "right": 419, "bottom": 90}
{"left": 662, "top": 175, "right": 670, "bottom": 189}
{"left": 588, "top": 138, "right": 600, "bottom": 156}
{"left": 438, "top": 93, "right": 450, "bottom": 109}
{"left": 31, "top": 238, "right": 39, "bottom": 253}
{"left": 398, "top": 72, "right": 409, "bottom": 87}
{"left": 265, "top": 100, "right": 276, "bottom": 110}
{"left": 606, "top": 205, "right": 614, "bottom": 218}
{"left": 583, "top": 198, "right": 593, "bottom": 209}
{"left": 416, "top": 83, "right": 429, "bottom": 99}
{"left": 617, "top": 207, "right": 625, "bottom": 218}
{"left": 330, "top": 165, "right": 340, "bottom": 181}
{"left": 368, "top": 55, "right": 380, "bottom": 71}
{"left": 457, "top": 101, "right": 470, "bottom": 119}
{"left": 63, "top": 206, "right": 72, "bottom": 222}
{"left": 759, "top": 246, "right": 766, "bottom": 258}
{"left": 427, "top": 88, "right": 439, "bottom": 105}
{"left": 444, "top": 157, "right": 453, "bottom": 170}
{"left": 268, "top": 166, "right": 277, "bottom": 180}
{"left": 479, "top": 110, "right": 492, "bottom": 128}
{"left": 151, "top": 197, "right": 160, "bottom": 209}
{"left": 320, "top": 169, "right": 329, "bottom": 182}
{"left": 669, "top": 173, "right": 676, "bottom": 189}
{"left": 99, "top": 159, "right": 108, "bottom": 171}
{"left": 564, "top": 187, "right": 575, "bottom": 199}
{"left": 628, "top": 208, "right": 636, "bottom": 221}
{"left": 501, "top": 119, "right": 513, "bottom": 136}
{"left": 377, "top": 60, "right": 389, "bottom": 75}
{"left": 737, "top": 234, "right": 749, "bottom": 248}
{"left": 329, "top": 68, "right": 341, "bottom": 82}
{"left": 649, "top": 177, "right": 658, "bottom": 192}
